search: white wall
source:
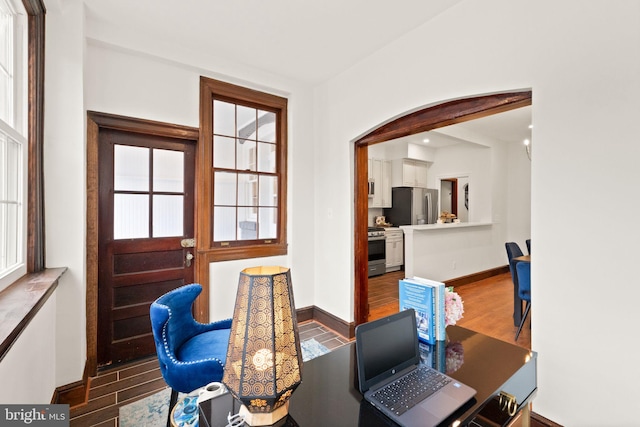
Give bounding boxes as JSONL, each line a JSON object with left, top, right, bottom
{"left": 0, "top": 294, "right": 57, "bottom": 403}
{"left": 314, "top": 0, "right": 640, "bottom": 425}
{"left": 44, "top": 0, "right": 86, "bottom": 388}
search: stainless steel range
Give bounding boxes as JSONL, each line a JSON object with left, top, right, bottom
{"left": 367, "top": 227, "right": 386, "bottom": 277}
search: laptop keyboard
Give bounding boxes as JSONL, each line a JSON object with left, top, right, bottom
{"left": 371, "top": 366, "right": 452, "bottom": 416}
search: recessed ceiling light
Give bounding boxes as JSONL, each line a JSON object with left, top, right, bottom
{"left": 423, "top": 138, "right": 430, "bottom": 143}
{"left": 528, "top": 124, "right": 533, "bottom": 129}
{"left": 523, "top": 139, "right": 530, "bottom": 146}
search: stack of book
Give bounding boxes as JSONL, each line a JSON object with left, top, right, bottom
{"left": 398, "top": 276, "right": 446, "bottom": 344}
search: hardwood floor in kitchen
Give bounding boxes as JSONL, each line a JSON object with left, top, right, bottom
{"left": 369, "top": 269, "right": 531, "bottom": 349}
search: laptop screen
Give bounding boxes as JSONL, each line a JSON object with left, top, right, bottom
{"left": 356, "top": 309, "right": 420, "bottom": 392}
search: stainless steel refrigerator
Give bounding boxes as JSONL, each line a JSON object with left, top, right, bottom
{"left": 383, "top": 187, "right": 439, "bottom": 226}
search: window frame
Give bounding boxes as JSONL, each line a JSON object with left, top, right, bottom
{"left": 198, "top": 77, "right": 288, "bottom": 262}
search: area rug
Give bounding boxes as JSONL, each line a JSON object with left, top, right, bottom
{"left": 119, "top": 338, "right": 330, "bottom": 426}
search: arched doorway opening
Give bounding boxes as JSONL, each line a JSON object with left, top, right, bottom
{"left": 353, "top": 90, "right": 532, "bottom": 327}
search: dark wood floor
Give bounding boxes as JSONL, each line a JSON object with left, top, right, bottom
{"left": 69, "top": 322, "right": 350, "bottom": 426}
{"left": 69, "top": 271, "right": 555, "bottom": 426}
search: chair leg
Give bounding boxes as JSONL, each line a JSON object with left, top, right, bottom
{"left": 167, "top": 388, "right": 179, "bottom": 427}
{"left": 515, "top": 301, "right": 531, "bottom": 341}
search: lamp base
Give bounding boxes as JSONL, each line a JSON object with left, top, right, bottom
{"left": 239, "top": 401, "right": 289, "bottom": 426}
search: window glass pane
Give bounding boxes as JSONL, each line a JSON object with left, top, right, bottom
{"left": 153, "top": 195, "right": 183, "bottom": 237}
{"left": 257, "top": 110, "right": 275, "bottom": 143}
{"left": 4, "top": 136, "right": 18, "bottom": 200}
{"left": 213, "top": 100, "right": 235, "bottom": 137}
{"left": 258, "top": 207, "right": 277, "bottom": 239}
{"left": 237, "top": 139, "right": 256, "bottom": 171}
{"left": 0, "top": 7, "right": 12, "bottom": 127}
{"left": 213, "top": 135, "right": 236, "bottom": 169}
{"left": 214, "top": 206, "right": 236, "bottom": 241}
{"left": 257, "top": 142, "right": 276, "bottom": 173}
{"left": 238, "top": 173, "right": 257, "bottom": 207}
{"left": 214, "top": 171, "right": 237, "bottom": 205}
{"left": 0, "top": 8, "right": 11, "bottom": 68}
{"left": 114, "top": 145, "right": 149, "bottom": 191}
{"left": 238, "top": 207, "right": 257, "bottom": 240}
{"left": 114, "top": 194, "right": 149, "bottom": 239}
{"left": 0, "top": 203, "right": 18, "bottom": 268}
{"left": 0, "top": 72, "right": 10, "bottom": 127}
{"left": 237, "top": 105, "right": 256, "bottom": 141}
{"left": 259, "top": 175, "right": 277, "bottom": 207}
{"left": 153, "top": 149, "right": 183, "bottom": 193}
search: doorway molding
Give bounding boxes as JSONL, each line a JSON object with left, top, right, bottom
{"left": 86, "top": 111, "right": 201, "bottom": 376}
{"left": 353, "top": 90, "right": 532, "bottom": 327}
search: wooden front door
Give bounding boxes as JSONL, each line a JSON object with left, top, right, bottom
{"left": 96, "top": 122, "right": 197, "bottom": 367}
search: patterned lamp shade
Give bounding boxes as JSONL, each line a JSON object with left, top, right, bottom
{"left": 222, "top": 266, "right": 303, "bottom": 426}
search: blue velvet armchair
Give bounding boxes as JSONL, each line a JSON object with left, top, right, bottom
{"left": 150, "top": 284, "right": 231, "bottom": 426}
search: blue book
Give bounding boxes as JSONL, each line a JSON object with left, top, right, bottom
{"left": 411, "top": 276, "right": 446, "bottom": 341}
{"left": 399, "top": 278, "right": 436, "bottom": 344}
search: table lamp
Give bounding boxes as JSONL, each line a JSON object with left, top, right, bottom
{"left": 222, "top": 266, "right": 303, "bottom": 426}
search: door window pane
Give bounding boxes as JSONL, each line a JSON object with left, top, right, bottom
{"left": 114, "top": 145, "right": 149, "bottom": 191}
{"left": 153, "top": 149, "right": 183, "bottom": 192}
{"left": 153, "top": 194, "right": 183, "bottom": 237}
{"left": 213, "top": 100, "right": 235, "bottom": 137}
{"left": 214, "top": 206, "right": 236, "bottom": 241}
{"left": 114, "top": 194, "right": 149, "bottom": 239}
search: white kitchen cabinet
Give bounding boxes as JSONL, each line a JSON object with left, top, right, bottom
{"left": 391, "top": 158, "right": 430, "bottom": 188}
{"left": 368, "top": 158, "right": 392, "bottom": 208}
{"left": 385, "top": 228, "right": 404, "bottom": 272}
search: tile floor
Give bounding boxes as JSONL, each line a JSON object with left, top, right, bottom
{"left": 69, "top": 321, "right": 350, "bottom": 427}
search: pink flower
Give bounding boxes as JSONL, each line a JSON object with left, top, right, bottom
{"left": 445, "top": 341, "right": 464, "bottom": 374}
{"left": 444, "top": 287, "right": 464, "bottom": 326}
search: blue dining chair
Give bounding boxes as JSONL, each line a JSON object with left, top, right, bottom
{"left": 505, "top": 242, "right": 524, "bottom": 286}
{"left": 150, "top": 284, "right": 232, "bottom": 427}
{"left": 515, "top": 261, "right": 531, "bottom": 341}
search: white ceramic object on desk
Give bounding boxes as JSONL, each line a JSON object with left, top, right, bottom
{"left": 196, "top": 381, "right": 227, "bottom": 404}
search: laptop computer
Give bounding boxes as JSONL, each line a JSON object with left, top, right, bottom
{"left": 355, "top": 309, "right": 476, "bottom": 427}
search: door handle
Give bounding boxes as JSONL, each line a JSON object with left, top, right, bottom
{"left": 185, "top": 251, "right": 194, "bottom": 267}
{"left": 181, "top": 238, "right": 196, "bottom": 248}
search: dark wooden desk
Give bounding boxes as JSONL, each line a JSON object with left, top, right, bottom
{"left": 199, "top": 326, "right": 537, "bottom": 427}
{"left": 512, "top": 255, "right": 531, "bottom": 326}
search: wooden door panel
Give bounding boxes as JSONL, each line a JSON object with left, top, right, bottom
{"left": 97, "top": 124, "right": 196, "bottom": 367}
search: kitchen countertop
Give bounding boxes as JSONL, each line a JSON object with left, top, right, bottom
{"left": 400, "top": 222, "right": 493, "bottom": 232}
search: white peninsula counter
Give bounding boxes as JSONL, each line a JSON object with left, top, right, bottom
{"left": 399, "top": 222, "right": 498, "bottom": 281}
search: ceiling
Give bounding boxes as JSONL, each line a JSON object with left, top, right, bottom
{"left": 82, "top": 0, "right": 464, "bottom": 84}
{"left": 81, "top": 0, "right": 530, "bottom": 146}
{"left": 386, "top": 105, "right": 532, "bottom": 149}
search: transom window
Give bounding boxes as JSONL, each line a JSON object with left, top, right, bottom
{"left": 199, "top": 77, "right": 287, "bottom": 260}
